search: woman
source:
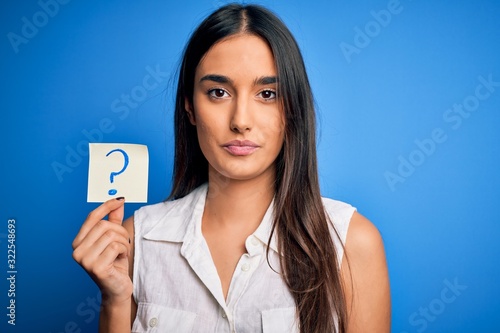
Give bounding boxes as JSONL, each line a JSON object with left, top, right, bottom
{"left": 72, "top": 4, "right": 390, "bottom": 332}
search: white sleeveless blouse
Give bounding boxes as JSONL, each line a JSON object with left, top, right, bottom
{"left": 131, "top": 183, "right": 355, "bottom": 332}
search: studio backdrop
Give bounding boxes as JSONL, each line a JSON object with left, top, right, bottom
{"left": 2, "top": 0, "right": 499, "bottom": 332}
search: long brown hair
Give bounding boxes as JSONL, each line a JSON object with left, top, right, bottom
{"left": 168, "top": 4, "right": 348, "bottom": 332}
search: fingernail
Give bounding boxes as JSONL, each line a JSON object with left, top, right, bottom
{"left": 116, "top": 197, "right": 125, "bottom": 201}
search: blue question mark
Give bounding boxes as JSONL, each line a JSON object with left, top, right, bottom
{"left": 106, "top": 149, "right": 129, "bottom": 196}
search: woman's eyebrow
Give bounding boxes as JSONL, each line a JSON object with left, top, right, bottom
{"left": 199, "top": 74, "right": 278, "bottom": 86}
{"left": 254, "top": 76, "right": 278, "bottom": 86}
{"left": 199, "top": 74, "right": 233, "bottom": 84}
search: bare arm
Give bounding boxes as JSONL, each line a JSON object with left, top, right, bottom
{"left": 122, "top": 215, "right": 138, "bottom": 325}
{"left": 341, "top": 212, "right": 391, "bottom": 332}
{"left": 72, "top": 198, "right": 136, "bottom": 333}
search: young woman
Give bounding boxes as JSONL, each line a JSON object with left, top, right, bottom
{"left": 72, "top": 4, "right": 390, "bottom": 333}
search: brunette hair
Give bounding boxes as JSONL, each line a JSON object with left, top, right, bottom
{"left": 168, "top": 4, "right": 348, "bottom": 332}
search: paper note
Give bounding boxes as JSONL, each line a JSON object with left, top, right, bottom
{"left": 87, "top": 143, "right": 149, "bottom": 203}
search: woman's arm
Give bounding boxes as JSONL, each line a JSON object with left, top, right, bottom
{"left": 122, "top": 216, "right": 138, "bottom": 326}
{"left": 72, "top": 199, "right": 136, "bottom": 333}
{"left": 341, "top": 212, "right": 391, "bottom": 332}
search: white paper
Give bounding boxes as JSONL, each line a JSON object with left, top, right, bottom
{"left": 87, "top": 143, "right": 149, "bottom": 203}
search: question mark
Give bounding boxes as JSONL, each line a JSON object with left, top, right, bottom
{"left": 106, "top": 149, "right": 129, "bottom": 196}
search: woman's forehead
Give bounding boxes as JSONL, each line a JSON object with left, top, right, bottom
{"left": 195, "top": 34, "right": 277, "bottom": 82}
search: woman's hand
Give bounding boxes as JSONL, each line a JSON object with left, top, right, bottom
{"left": 72, "top": 197, "right": 133, "bottom": 306}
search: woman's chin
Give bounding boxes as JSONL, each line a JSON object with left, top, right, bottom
{"left": 210, "top": 167, "right": 274, "bottom": 183}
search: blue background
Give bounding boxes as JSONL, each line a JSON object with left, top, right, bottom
{"left": 2, "top": 0, "right": 499, "bottom": 332}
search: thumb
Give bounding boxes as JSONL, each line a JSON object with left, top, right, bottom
{"left": 108, "top": 197, "right": 125, "bottom": 224}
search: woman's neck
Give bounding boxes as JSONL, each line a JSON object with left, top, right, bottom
{"left": 204, "top": 168, "right": 275, "bottom": 231}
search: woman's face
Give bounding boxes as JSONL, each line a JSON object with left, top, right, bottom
{"left": 186, "top": 34, "right": 285, "bottom": 182}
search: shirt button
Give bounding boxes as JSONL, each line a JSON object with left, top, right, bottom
{"left": 241, "top": 263, "right": 250, "bottom": 272}
{"left": 251, "top": 237, "right": 259, "bottom": 246}
{"left": 222, "top": 312, "right": 227, "bottom": 318}
{"left": 149, "top": 317, "right": 158, "bottom": 327}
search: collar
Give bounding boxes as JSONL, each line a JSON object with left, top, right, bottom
{"left": 251, "top": 199, "right": 278, "bottom": 253}
{"left": 143, "top": 183, "right": 279, "bottom": 253}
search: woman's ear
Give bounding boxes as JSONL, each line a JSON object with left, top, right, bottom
{"left": 185, "top": 97, "right": 196, "bottom": 125}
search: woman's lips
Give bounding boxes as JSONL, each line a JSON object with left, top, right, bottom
{"left": 222, "top": 140, "right": 260, "bottom": 156}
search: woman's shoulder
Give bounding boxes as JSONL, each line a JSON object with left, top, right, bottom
{"left": 345, "top": 211, "right": 385, "bottom": 259}
{"left": 320, "top": 196, "right": 385, "bottom": 258}
{"left": 321, "top": 197, "right": 357, "bottom": 221}
{"left": 321, "top": 196, "right": 356, "bottom": 244}
{"left": 321, "top": 196, "right": 383, "bottom": 252}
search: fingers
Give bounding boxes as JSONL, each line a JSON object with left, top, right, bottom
{"left": 91, "top": 242, "right": 133, "bottom": 301}
{"left": 77, "top": 237, "right": 131, "bottom": 299}
{"left": 94, "top": 241, "right": 129, "bottom": 271}
{"left": 81, "top": 220, "right": 129, "bottom": 251}
{"left": 72, "top": 198, "right": 133, "bottom": 302}
{"left": 79, "top": 235, "right": 129, "bottom": 275}
{"left": 72, "top": 197, "right": 125, "bottom": 249}
{"left": 108, "top": 198, "right": 125, "bottom": 225}
{"left": 73, "top": 223, "right": 130, "bottom": 266}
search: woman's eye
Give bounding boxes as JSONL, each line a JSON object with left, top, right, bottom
{"left": 208, "top": 89, "right": 229, "bottom": 99}
{"left": 259, "top": 90, "right": 276, "bottom": 100}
